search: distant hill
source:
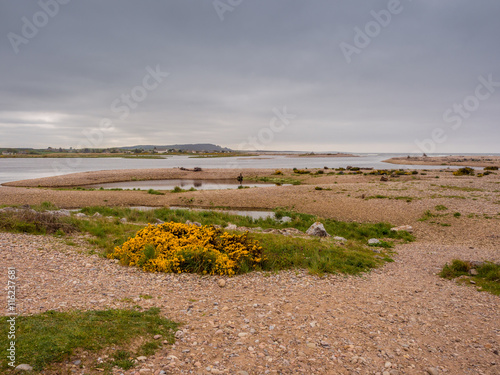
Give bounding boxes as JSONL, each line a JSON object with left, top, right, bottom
{"left": 120, "top": 144, "right": 232, "bottom": 152}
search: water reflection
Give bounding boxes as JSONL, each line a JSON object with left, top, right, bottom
{"left": 88, "top": 179, "right": 283, "bottom": 191}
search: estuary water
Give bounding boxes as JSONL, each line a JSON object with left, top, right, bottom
{"left": 0, "top": 153, "right": 493, "bottom": 185}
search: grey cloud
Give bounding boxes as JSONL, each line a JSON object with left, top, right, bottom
{"left": 0, "top": 0, "right": 499, "bottom": 152}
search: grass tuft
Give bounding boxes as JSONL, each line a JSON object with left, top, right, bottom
{"left": 439, "top": 260, "right": 500, "bottom": 295}
{"left": 0, "top": 308, "right": 178, "bottom": 371}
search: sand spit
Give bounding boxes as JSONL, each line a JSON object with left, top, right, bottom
{"left": 383, "top": 156, "right": 500, "bottom": 168}
{"left": 1, "top": 168, "right": 279, "bottom": 188}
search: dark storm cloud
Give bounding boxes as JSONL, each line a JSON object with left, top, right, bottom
{"left": 1, "top": 0, "right": 499, "bottom": 152}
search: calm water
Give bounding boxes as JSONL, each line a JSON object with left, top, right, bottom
{"left": 88, "top": 179, "right": 284, "bottom": 190}
{"left": 0, "top": 153, "right": 495, "bottom": 185}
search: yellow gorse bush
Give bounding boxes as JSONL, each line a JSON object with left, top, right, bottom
{"left": 108, "top": 222, "right": 264, "bottom": 276}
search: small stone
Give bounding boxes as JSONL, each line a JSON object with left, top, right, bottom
{"left": 75, "top": 213, "right": 87, "bottom": 218}
{"left": 137, "top": 356, "right": 147, "bottom": 361}
{"left": 333, "top": 236, "right": 347, "bottom": 241}
{"left": 469, "top": 269, "right": 478, "bottom": 276}
{"left": 15, "top": 364, "right": 33, "bottom": 371}
{"left": 368, "top": 238, "right": 381, "bottom": 245}
{"left": 306, "top": 222, "right": 331, "bottom": 237}
{"left": 238, "top": 332, "right": 248, "bottom": 337}
{"left": 93, "top": 212, "right": 102, "bottom": 218}
{"left": 73, "top": 359, "right": 81, "bottom": 365}
{"left": 426, "top": 368, "right": 439, "bottom": 375}
{"left": 306, "top": 343, "right": 316, "bottom": 348}
{"left": 385, "top": 361, "right": 392, "bottom": 368}
{"left": 154, "top": 334, "right": 162, "bottom": 340}
{"left": 279, "top": 216, "right": 292, "bottom": 223}
{"left": 225, "top": 223, "right": 237, "bottom": 230}
{"left": 218, "top": 279, "right": 226, "bottom": 288}
{"left": 390, "top": 225, "right": 413, "bottom": 233}
{"left": 237, "top": 371, "right": 249, "bottom": 375}
{"left": 119, "top": 217, "right": 127, "bottom": 223}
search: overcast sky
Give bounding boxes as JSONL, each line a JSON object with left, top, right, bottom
{"left": 1, "top": 1, "right": 499, "bottom": 153}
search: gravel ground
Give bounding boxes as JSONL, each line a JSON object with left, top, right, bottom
{"left": 1, "top": 233, "right": 498, "bottom": 375}
{"left": 1, "top": 168, "right": 499, "bottom": 374}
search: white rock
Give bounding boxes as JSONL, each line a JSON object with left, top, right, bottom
{"left": 15, "top": 364, "right": 33, "bottom": 371}
{"left": 334, "top": 236, "right": 347, "bottom": 241}
{"left": 368, "top": 238, "right": 381, "bottom": 245}
{"left": 218, "top": 279, "right": 226, "bottom": 288}
{"left": 390, "top": 225, "right": 413, "bottom": 233}
{"left": 306, "top": 222, "right": 331, "bottom": 237}
{"left": 225, "top": 223, "right": 237, "bottom": 230}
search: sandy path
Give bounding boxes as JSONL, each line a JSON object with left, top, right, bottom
{"left": 1, "top": 233, "right": 498, "bottom": 375}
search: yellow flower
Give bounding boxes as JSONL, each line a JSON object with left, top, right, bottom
{"left": 108, "top": 222, "right": 264, "bottom": 276}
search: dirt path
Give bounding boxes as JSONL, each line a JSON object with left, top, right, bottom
{"left": 1, "top": 233, "right": 498, "bottom": 375}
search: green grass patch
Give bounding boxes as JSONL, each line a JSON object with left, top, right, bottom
{"left": 0, "top": 210, "right": 76, "bottom": 235}
{"left": 171, "top": 186, "right": 197, "bottom": 193}
{"left": 439, "top": 260, "right": 500, "bottom": 295}
{"left": 0, "top": 308, "right": 178, "bottom": 371}
{"left": 247, "top": 176, "right": 302, "bottom": 185}
{"left": 366, "top": 195, "right": 414, "bottom": 202}
{"left": 314, "top": 186, "right": 332, "bottom": 191}
{"left": 147, "top": 189, "right": 165, "bottom": 195}
{"left": 2, "top": 204, "right": 413, "bottom": 276}
{"left": 254, "top": 234, "right": 390, "bottom": 276}
{"left": 435, "top": 205, "right": 448, "bottom": 211}
{"left": 440, "top": 185, "right": 483, "bottom": 192}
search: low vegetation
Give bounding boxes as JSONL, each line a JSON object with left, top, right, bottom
{"left": 0, "top": 203, "right": 413, "bottom": 276}
{"left": 439, "top": 260, "right": 500, "bottom": 295}
{"left": 453, "top": 167, "right": 475, "bottom": 176}
{"left": 171, "top": 186, "right": 197, "bottom": 193}
{"left": 110, "top": 222, "right": 263, "bottom": 276}
{"left": 0, "top": 209, "right": 75, "bottom": 235}
{"left": 247, "top": 176, "right": 302, "bottom": 185}
{"left": 0, "top": 308, "right": 178, "bottom": 372}
{"left": 147, "top": 189, "right": 165, "bottom": 195}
